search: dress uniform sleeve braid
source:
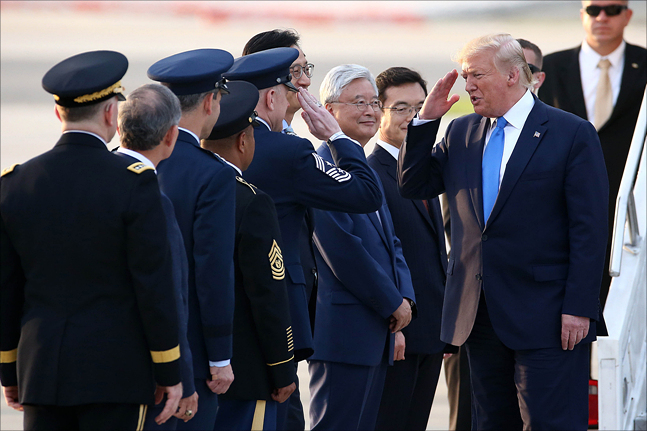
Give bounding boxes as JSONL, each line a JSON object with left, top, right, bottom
{"left": 238, "top": 192, "right": 295, "bottom": 389}
{"left": 0, "top": 215, "right": 25, "bottom": 387}
{"left": 192, "top": 166, "right": 235, "bottom": 362}
{"left": 124, "top": 170, "right": 181, "bottom": 386}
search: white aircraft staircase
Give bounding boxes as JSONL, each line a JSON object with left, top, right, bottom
{"left": 598, "top": 88, "right": 647, "bottom": 430}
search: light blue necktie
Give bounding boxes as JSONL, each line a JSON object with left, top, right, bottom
{"left": 482, "top": 116, "right": 507, "bottom": 222}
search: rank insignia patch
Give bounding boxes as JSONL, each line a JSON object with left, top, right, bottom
{"left": 312, "top": 153, "right": 351, "bottom": 183}
{"left": 269, "top": 239, "right": 285, "bottom": 280}
{"left": 127, "top": 162, "right": 154, "bottom": 174}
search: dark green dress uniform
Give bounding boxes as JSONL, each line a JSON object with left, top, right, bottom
{"left": 0, "top": 50, "right": 181, "bottom": 430}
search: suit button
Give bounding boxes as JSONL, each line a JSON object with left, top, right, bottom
{"left": 475, "top": 274, "right": 482, "bottom": 281}
{"left": 482, "top": 234, "right": 488, "bottom": 241}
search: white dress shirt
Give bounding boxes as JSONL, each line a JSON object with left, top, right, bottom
{"left": 483, "top": 89, "right": 535, "bottom": 188}
{"left": 178, "top": 126, "right": 201, "bottom": 145}
{"left": 115, "top": 147, "right": 156, "bottom": 173}
{"left": 375, "top": 139, "right": 400, "bottom": 161}
{"left": 579, "top": 39, "right": 625, "bottom": 123}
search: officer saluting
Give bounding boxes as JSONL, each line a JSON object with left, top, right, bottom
{"left": 223, "top": 48, "right": 384, "bottom": 368}
{"left": 0, "top": 51, "right": 182, "bottom": 429}
{"left": 202, "top": 80, "right": 297, "bottom": 431}
{"left": 147, "top": 49, "right": 237, "bottom": 431}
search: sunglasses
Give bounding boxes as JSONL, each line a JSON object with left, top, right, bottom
{"left": 584, "top": 5, "right": 628, "bottom": 17}
{"left": 528, "top": 63, "right": 541, "bottom": 74}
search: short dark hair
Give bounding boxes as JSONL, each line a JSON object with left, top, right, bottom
{"left": 57, "top": 99, "right": 107, "bottom": 123}
{"left": 516, "top": 38, "right": 543, "bottom": 70}
{"left": 168, "top": 89, "right": 217, "bottom": 113}
{"left": 375, "top": 67, "right": 428, "bottom": 105}
{"left": 118, "top": 84, "right": 181, "bottom": 151}
{"left": 242, "top": 29, "right": 301, "bottom": 55}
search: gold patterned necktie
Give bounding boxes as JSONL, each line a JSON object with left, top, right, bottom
{"left": 594, "top": 58, "right": 613, "bottom": 130}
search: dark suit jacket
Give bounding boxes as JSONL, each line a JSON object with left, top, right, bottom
{"left": 0, "top": 132, "right": 180, "bottom": 405}
{"left": 157, "top": 129, "right": 236, "bottom": 379}
{"left": 115, "top": 151, "right": 195, "bottom": 399}
{"left": 540, "top": 42, "right": 647, "bottom": 227}
{"left": 311, "top": 143, "right": 415, "bottom": 367}
{"left": 398, "top": 96, "right": 609, "bottom": 350}
{"left": 244, "top": 124, "right": 383, "bottom": 361}
{"left": 223, "top": 176, "right": 295, "bottom": 400}
{"left": 368, "top": 144, "right": 448, "bottom": 355}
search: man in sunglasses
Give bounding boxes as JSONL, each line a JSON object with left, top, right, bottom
{"left": 540, "top": 1, "right": 646, "bottom": 309}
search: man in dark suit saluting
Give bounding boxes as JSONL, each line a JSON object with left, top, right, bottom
{"left": 539, "top": 0, "right": 646, "bottom": 306}
{"left": 398, "top": 34, "right": 609, "bottom": 430}
{"left": 369, "top": 67, "right": 449, "bottom": 431}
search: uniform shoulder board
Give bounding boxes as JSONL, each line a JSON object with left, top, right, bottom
{"left": 236, "top": 176, "right": 257, "bottom": 194}
{"left": 1, "top": 164, "right": 19, "bottom": 177}
{"left": 127, "top": 162, "right": 154, "bottom": 174}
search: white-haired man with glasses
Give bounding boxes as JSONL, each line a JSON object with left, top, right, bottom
{"left": 308, "top": 64, "right": 415, "bottom": 430}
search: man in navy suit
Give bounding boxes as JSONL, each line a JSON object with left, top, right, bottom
{"left": 308, "top": 64, "right": 415, "bottom": 430}
{"left": 223, "top": 50, "right": 383, "bottom": 362}
{"left": 147, "top": 49, "right": 236, "bottom": 430}
{"left": 369, "top": 67, "right": 449, "bottom": 431}
{"left": 398, "top": 34, "right": 608, "bottom": 430}
{"left": 540, "top": 0, "right": 646, "bottom": 307}
{"left": 115, "top": 84, "right": 198, "bottom": 430}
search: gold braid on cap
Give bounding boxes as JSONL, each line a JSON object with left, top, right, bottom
{"left": 71, "top": 81, "right": 124, "bottom": 104}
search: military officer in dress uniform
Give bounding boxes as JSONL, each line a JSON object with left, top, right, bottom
{"left": 114, "top": 83, "right": 199, "bottom": 430}
{"left": 201, "top": 80, "right": 297, "bottom": 431}
{"left": 0, "top": 51, "right": 182, "bottom": 430}
{"left": 147, "top": 49, "right": 236, "bottom": 431}
{"left": 222, "top": 47, "right": 383, "bottom": 361}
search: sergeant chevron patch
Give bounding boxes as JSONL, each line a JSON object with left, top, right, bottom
{"left": 312, "top": 153, "right": 351, "bottom": 182}
{"left": 268, "top": 240, "right": 285, "bottom": 280}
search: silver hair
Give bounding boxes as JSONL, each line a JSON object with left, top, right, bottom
{"left": 118, "top": 84, "right": 181, "bottom": 151}
{"left": 454, "top": 34, "right": 537, "bottom": 91}
{"left": 320, "top": 64, "right": 378, "bottom": 104}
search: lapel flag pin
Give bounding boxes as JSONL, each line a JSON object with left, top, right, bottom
{"left": 534, "top": 131, "right": 541, "bottom": 138}
{"left": 632, "top": 63, "right": 639, "bottom": 69}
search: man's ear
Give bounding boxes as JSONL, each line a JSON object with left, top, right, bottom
{"left": 104, "top": 100, "right": 117, "bottom": 127}
{"left": 535, "top": 71, "right": 546, "bottom": 90}
{"left": 265, "top": 88, "right": 276, "bottom": 112}
{"left": 507, "top": 66, "right": 520, "bottom": 86}
{"left": 236, "top": 130, "right": 247, "bottom": 154}
{"left": 163, "top": 125, "right": 179, "bottom": 148}
{"left": 203, "top": 92, "right": 215, "bottom": 115}
{"left": 325, "top": 103, "right": 334, "bottom": 115}
{"left": 55, "top": 105, "right": 62, "bottom": 122}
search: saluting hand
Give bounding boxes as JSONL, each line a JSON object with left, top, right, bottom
{"left": 207, "top": 364, "right": 234, "bottom": 394}
{"left": 419, "top": 69, "right": 461, "bottom": 121}
{"left": 297, "top": 88, "right": 341, "bottom": 141}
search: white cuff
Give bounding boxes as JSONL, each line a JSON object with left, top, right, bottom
{"left": 328, "top": 131, "right": 361, "bottom": 147}
{"left": 412, "top": 117, "right": 438, "bottom": 126}
{"left": 209, "top": 359, "right": 231, "bottom": 368}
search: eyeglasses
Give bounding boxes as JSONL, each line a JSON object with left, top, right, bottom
{"left": 289, "top": 63, "right": 315, "bottom": 80}
{"left": 330, "top": 100, "right": 383, "bottom": 112}
{"left": 383, "top": 104, "right": 422, "bottom": 116}
{"left": 584, "top": 5, "right": 628, "bottom": 17}
{"left": 528, "top": 63, "right": 541, "bottom": 74}
{"left": 215, "top": 79, "right": 230, "bottom": 95}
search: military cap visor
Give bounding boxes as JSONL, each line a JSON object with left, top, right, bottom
{"left": 147, "top": 49, "right": 234, "bottom": 96}
{"left": 223, "top": 47, "right": 300, "bottom": 93}
{"left": 42, "top": 50, "right": 128, "bottom": 107}
{"left": 206, "top": 81, "right": 260, "bottom": 141}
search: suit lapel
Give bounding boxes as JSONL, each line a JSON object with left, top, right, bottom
{"left": 467, "top": 117, "right": 489, "bottom": 230}
{"left": 603, "top": 43, "right": 647, "bottom": 130}
{"left": 487, "top": 100, "right": 548, "bottom": 226}
{"left": 560, "top": 47, "right": 588, "bottom": 119}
